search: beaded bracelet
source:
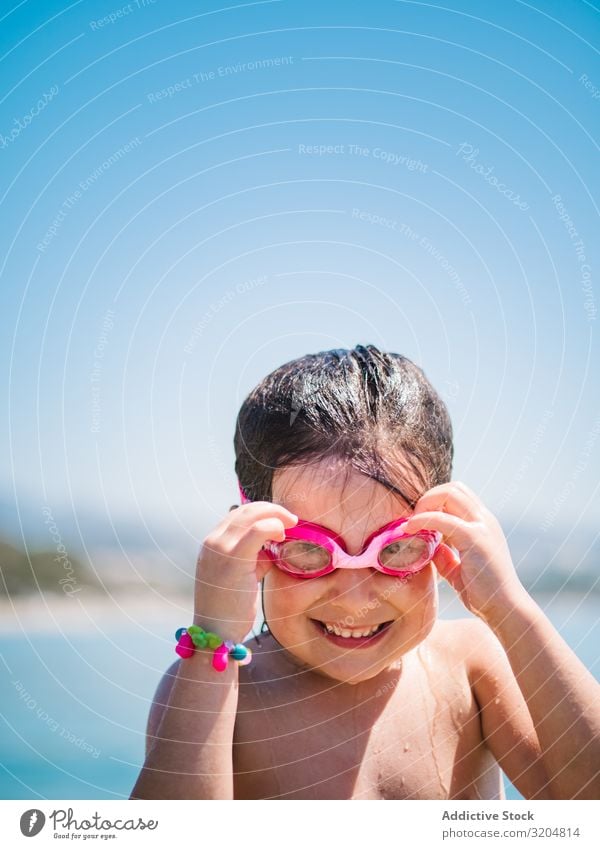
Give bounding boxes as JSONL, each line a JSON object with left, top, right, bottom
{"left": 175, "top": 625, "right": 252, "bottom": 672}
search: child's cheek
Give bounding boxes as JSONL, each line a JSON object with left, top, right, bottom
{"left": 263, "top": 569, "right": 317, "bottom": 619}
{"left": 387, "top": 564, "right": 439, "bottom": 613}
{"left": 396, "top": 566, "right": 439, "bottom": 641}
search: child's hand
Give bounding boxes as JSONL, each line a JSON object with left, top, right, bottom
{"left": 194, "top": 502, "right": 298, "bottom": 643}
{"left": 402, "top": 481, "right": 528, "bottom": 624}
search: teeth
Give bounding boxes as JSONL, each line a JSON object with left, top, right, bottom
{"left": 322, "top": 622, "right": 383, "bottom": 638}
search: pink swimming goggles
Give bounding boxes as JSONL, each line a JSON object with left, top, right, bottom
{"left": 238, "top": 482, "right": 442, "bottom": 579}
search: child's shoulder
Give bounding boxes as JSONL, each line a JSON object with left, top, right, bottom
{"left": 429, "top": 615, "right": 487, "bottom": 640}
{"left": 427, "top": 616, "right": 502, "bottom": 673}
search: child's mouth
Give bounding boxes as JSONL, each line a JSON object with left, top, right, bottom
{"left": 310, "top": 619, "right": 394, "bottom": 648}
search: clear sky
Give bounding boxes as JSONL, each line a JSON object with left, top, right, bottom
{"left": 1, "top": 0, "right": 599, "bottom": 550}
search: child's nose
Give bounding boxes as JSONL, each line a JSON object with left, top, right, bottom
{"left": 329, "top": 567, "right": 379, "bottom": 607}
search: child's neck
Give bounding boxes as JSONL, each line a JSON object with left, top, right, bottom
{"left": 272, "top": 636, "right": 406, "bottom": 699}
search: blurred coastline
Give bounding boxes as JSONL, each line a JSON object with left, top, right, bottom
{"left": 1, "top": 505, "right": 598, "bottom": 639}
{"left": 1, "top": 503, "right": 598, "bottom": 633}
{"left": 1, "top": 584, "right": 598, "bottom": 634}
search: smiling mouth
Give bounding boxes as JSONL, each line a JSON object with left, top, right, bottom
{"left": 311, "top": 619, "right": 394, "bottom": 640}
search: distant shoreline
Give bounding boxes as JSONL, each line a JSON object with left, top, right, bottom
{"left": 0, "top": 587, "right": 597, "bottom": 634}
{"left": 0, "top": 591, "right": 195, "bottom": 633}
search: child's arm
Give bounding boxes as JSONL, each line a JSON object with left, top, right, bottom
{"left": 404, "top": 481, "right": 600, "bottom": 800}
{"left": 130, "top": 500, "right": 298, "bottom": 799}
{"left": 130, "top": 654, "right": 239, "bottom": 800}
{"left": 463, "top": 615, "right": 598, "bottom": 799}
{"left": 483, "top": 593, "right": 600, "bottom": 798}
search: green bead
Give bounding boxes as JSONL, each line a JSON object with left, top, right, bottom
{"left": 185, "top": 624, "right": 224, "bottom": 649}
{"left": 186, "top": 625, "right": 206, "bottom": 647}
{"left": 206, "top": 633, "right": 222, "bottom": 649}
{"left": 230, "top": 644, "right": 248, "bottom": 661}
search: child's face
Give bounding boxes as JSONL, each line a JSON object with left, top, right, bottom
{"left": 262, "top": 459, "right": 439, "bottom": 685}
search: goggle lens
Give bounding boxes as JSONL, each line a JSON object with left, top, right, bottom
{"left": 379, "top": 536, "right": 428, "bottom": 569}
{"left": 276, "top": 540, "right": 330, "bottom": 574}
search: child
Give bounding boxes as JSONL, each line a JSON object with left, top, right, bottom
{"left": 131, "top": 344, "right": 600, "bottom": 800}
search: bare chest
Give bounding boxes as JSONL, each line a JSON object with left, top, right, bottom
{"left": 233, "top": 657, "right": 501, "bottom": 800}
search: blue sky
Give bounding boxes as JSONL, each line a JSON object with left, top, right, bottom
{"left": 1, "top": 0, "right": 599, "bottom": 548}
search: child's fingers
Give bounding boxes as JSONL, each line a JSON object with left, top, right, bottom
{"left": 256, "top": 549, "right": 275, "bottom": 582}
{"left": 222, "top": 518, "right": 290, "bottom": 566}
{"left": 450, "top": 480, "right": 482, "bottom": 502}
{"left": 216, "top": 502, "right": 298, "bottom": 541}
{"left": 411, "top": 482, "right": 483, "bottom": 522}
{"left": 403, "top": 510, "right": 472, "bottom": 547}
{"left": 447, "top": 543, "right": 461, "bottom": 562}
{"left": 432, "top": 542, "right": 462, "bottom": 579}
{"left": 432, "top": 544, "right": 466, "bottom": 600}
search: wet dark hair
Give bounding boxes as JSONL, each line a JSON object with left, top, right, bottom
{"left": 234, "top": 344, "right": 454, "bottom": 510}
